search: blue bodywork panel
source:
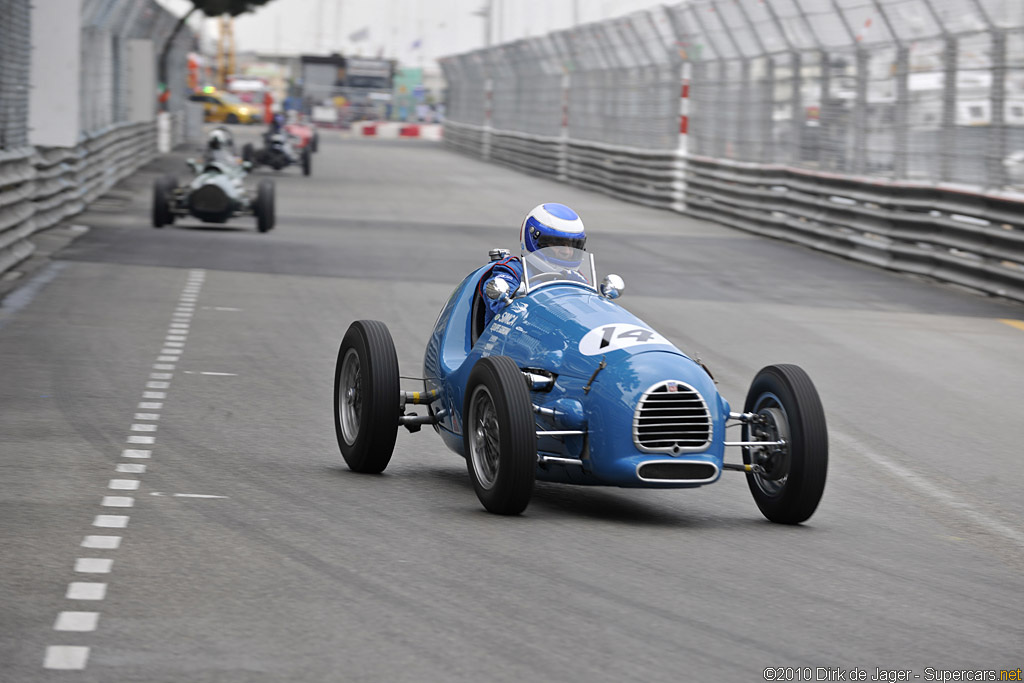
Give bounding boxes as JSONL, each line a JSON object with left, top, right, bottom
{"left": 422, "top": 264, "right": 730, "bottom": 489}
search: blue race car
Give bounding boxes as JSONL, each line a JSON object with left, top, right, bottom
{"left": 333, "top": 246, "right": 828, "bottom": 523}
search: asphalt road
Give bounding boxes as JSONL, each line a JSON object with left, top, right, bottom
{"left": 1, "top": 126, "right": 1022, "bottom": 682}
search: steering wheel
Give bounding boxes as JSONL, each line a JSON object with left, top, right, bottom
{"left": 529, "top": 271, "right": 566, "bottom": 285}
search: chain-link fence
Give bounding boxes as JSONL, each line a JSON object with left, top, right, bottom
{"left": 443, "top": 0, "right": 1024, "bottom": 190}
{"left": 81, "top": 0, "right": 194, "bottom": 137}
{"left": 0, "top": 0, "right": 32, "bottom": 151}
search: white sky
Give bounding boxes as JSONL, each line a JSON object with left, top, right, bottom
{"left": 156, "top": 0, "right": 665, "bottom": 68}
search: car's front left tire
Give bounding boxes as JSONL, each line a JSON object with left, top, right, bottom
{"left": 742, "top": 364, "right": 828, "bottom": 524}
{"left": 463, "top": 356, "right": 536, "bottom": 515}
{"left": 334, "top": 320, "right": 401, "bottom": 474}
{"left": 151, "top": 175, "right": 175, "bottom": 228}
{"left": 301, "top": 147, "right": 311, "bottom": 176}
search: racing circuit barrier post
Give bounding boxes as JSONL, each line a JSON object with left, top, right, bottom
{"left": 441, "top": 0, "right": 1024, "bottom": 304}
{"left": 0, "top": 0, "right": 193, "bottom": 282}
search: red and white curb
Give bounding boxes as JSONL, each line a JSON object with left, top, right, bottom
{"left": 42, "top": 270, "right": 206, "bottom": 671}
{"left": 349, "top": 121, "right": 443, "bottom": 140}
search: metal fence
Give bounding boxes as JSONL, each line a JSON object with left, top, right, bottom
{"left": 0, "top": 0, "right": 32, "bottom": 152}
{"left": 440, "top": 0, "right": 1024, "bottom": 303}
{"left": 81, "top": 0, "right": 193, "bottom": 137}
{"left": 442, "top": 0, "right": 1024, "bottom": 188}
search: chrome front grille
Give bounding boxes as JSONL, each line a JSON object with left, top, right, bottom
{"left": 633, "top": 381, "right": 711, "bottom": 453}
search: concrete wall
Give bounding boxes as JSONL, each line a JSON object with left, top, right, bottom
{"left": 127, "top": 39, "right": 155, "bottom": 124}
{"left": 29, "top": 0, "right": 82, "bottom": 147}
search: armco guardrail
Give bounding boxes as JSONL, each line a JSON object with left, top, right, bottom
{"left": 684, "top": 156, "right": 1024, "bottom": 304}
{"left": 0, "top": 148, "right": 38, "bottom": 275}
{"left": 445, "top": 119, "right": 1024, "bottom": 304}
{"left": 0, "top": 121, "right": 156, "bottom": 279}
{"left": 445, "top": 120, "right": 686, "bottom": 213}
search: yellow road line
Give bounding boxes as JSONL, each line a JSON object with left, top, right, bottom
{"left": 999, "top": 319, "right": 1024, "bottom": 332}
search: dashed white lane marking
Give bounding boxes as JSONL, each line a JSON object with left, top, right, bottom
{"left": 54, "top": 612, "right": 99, "bottom": 632}
{"left": 92, "top": 515, "right": 128, "bottom": 528}
{"left": 81, "top": 536, "right": 121, "bottom": 549}
{"left": 183, "top": 371, "right": 237, "bottom": 376}
{"left": 66, "top": 583, "right": 106, "bottom": 600}
{"left": 44, "top": 646, "right": 89, "bottom": 670}
{"left": 75, "top": 558, "right": 112, "bottom": 573}
{"left": 150, "top": 492, "right": 228, "bottom": 499}
{"left": 46, "top": 270, "right": 207, "bottom": 671}
{"left": 203, "top": 306, "right": 242, "bottom": 311}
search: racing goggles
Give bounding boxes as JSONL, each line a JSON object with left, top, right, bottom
{"left": 531, "top": 229, "right": 586, "bottom": 251}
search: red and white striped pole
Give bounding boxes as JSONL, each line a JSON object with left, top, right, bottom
{"left": 679, "top": 61, "right": 691, "bottom": 154}
{"left": 674, "top": 61, "right": 693, "bottom": 213}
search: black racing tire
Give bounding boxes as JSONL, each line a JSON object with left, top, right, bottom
{"left": 225, "top": 113, "right": 239, "bottom": 124}
{"left": 151, "top": 175, "right": 174, "bottom": 228}
{"left": 242, "top": 143, "right": 255, "bottom": 164}
{"left": 164, "top": 176, "right": 178, "bottom": 224}
{"left": 301, "top": 146, "right": 312, "bottom": 176}
{"left": 742, "top": 364, "right": 828, "bottom": 525}
{"left": 255, "top": 179, "right": 275, "bottom": 233}
{"left": 311, "top": 132, "right": 319, "bottom": 153}
{"left": 463, "top": 356, "right": 536, "bottom": 515}
{"left": 334, "top": 320, "right": 401, "bottom": 474}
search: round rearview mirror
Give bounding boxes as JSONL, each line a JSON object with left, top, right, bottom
{"left": 600, "top": 274, "right": 625, "bottom": 300}
{"left": 485, "top": 277, "right": 511, "bottom": 301}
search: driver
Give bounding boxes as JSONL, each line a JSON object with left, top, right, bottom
{"left": 480, "top": 202, "right": 587, "bottom": 328}
{"left": 203, "top": 127, "right": 234, "bottom": 163}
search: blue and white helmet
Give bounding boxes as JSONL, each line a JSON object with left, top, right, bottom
{"left": 520, "top": 203, "right": 587, "bottom": 267}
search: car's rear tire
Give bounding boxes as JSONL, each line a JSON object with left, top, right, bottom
{"left": 334, "top": 320, "right": 401, "bottom": 474}
{"left": 255, "top": 180, "right": 274, "bottom": 233}
{"left": 463, "top": 356, "right": 536, "bottom": 515}
{"left": 226, "top": 113, "right": 239, "bottom": 124}
{"left": 151, "top": 175, "right": 174, "bottom": 228}
{"left": 301, "top": 147, "right": 311, "bottom": 176}
{"left": 242, "top": 143, "right": 255, "bottom": 164}
{"left": 311, "top": 132, "right": 319, "bottom": 153}
{"left": 742, "top": 364, "right": 828, "bottom": 524}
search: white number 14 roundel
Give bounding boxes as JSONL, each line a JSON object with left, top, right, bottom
{"left": 578, "top": 323, "right": 674, "bottom": 356}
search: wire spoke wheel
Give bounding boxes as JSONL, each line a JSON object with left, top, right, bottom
{"left": 337, "top": 348, "right": 362, "bottom": 446}
{"left": 468, "top": 386, "right": 501, "bottom": 489}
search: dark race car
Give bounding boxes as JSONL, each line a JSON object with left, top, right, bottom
{"left": 242, "top": 129, "right": 312, "bottom": 176}
{"left": 333, "top": 246, "right": 829, "bottom": 523}
{"left": 152, "top": 146, "right": 275, "bottom": 233}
